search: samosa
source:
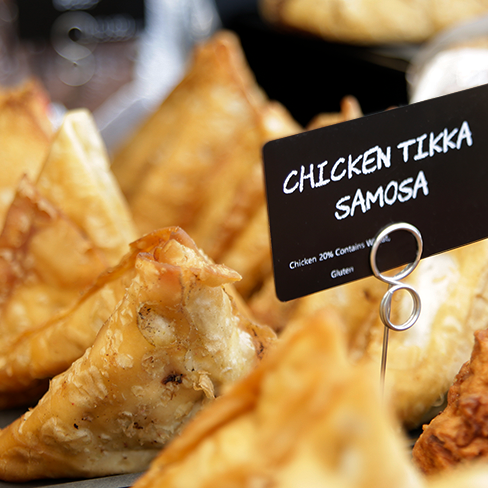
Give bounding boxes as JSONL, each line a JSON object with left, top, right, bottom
{"left": 0, "top": 109, "right": 137, "bottom": 407}
{"left": 132, "top": 309, "right": 421, "bottom": 488}
{"left": 0, "top": 227, "right": 275, "bottom": 481}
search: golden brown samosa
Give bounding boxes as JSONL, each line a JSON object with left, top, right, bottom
{"left": 131, "top": 308, "right": 421, "bottom": 488}
{"left": 0, "top": 227, "right": 275, "bottom": 482}
{"left": 0, "top": 207, "right": 134, "bottom": 408}
{"left": 111, "top": 31, "right": 302, "bottom": 298}
{"left": 0, "top": 229, "right": 192, "bottom": 406}
{"left": 0, "top": 109, "right": 137, "bottom": 407}
{"left": 0, "top": 177, "right": 110, "bottom": 407}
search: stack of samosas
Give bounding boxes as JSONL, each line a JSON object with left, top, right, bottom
{"left": 0, "top": 78, "right": 275, "bottom": 482}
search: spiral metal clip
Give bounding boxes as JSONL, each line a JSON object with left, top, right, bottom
{"left": 369, "top": 222, "right": 423, "bottom": 388}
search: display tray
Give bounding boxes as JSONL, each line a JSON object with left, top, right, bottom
{"left": 0, "top": 410, "right": 144, "bottom": 488}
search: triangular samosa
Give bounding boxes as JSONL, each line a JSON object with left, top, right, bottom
{"left": 0, "top": 227, "right": 275, "bottom": 481}
{"left": 132, "top": 309, "right": 421, "bottom": 488}
{"left": 112, "top": 31, "right": 298, "bottom": 243}
{"left": 0, "top": 108, "right": 137, "bottom": 407}
{"left": 0, "top": 177, "right": 109, "bottom": 407}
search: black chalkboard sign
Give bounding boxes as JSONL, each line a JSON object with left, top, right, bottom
{"left": 263, "top": 83, "right": 488, "bottom": 302}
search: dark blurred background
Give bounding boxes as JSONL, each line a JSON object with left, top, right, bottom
{"left": 9, "top": 0, "right": 412, "bottom": 142}
{"left": 213, "top": 0, "right": 410, "bottom": 127}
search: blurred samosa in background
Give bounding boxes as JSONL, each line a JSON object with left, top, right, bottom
{"left": 111, "top": 30, "right": 301, "bottom": 299}
{"left": 0, "top": 108, "right": 137, "bottom": 408}
{"left": 0, "top": 80, "right": 53, "bottom": 228}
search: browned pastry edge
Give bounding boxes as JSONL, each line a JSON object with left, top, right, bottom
{"left": 413, "top": 328, "right": 488, "bottom": 475}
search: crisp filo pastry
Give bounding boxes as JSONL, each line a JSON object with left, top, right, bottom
{"left": 0, "top": 227, "right": 275, "bottom": 482}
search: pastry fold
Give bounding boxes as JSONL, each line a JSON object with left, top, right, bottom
{"left": 0, "top": 227, "right": 274, "bottom": 482}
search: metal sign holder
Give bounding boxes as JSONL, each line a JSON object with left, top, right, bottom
{"left": 369, "top": 222, "right": 423, "bottom": 389}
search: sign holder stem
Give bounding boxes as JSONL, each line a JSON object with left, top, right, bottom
{"left": 370, "top": 222, "right": 423, "bottom": 389}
